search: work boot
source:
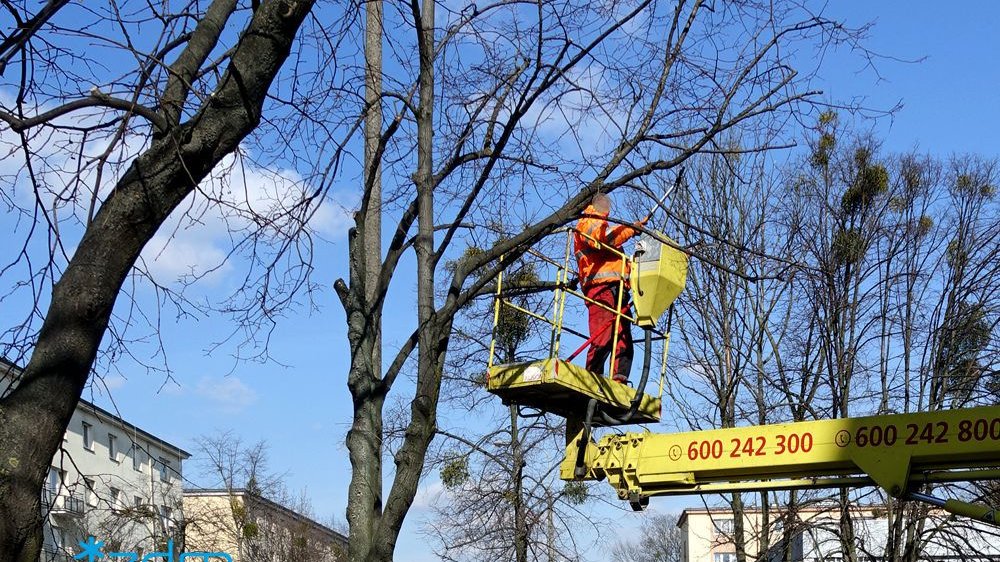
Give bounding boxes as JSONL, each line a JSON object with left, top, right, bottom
{"left": 612, "top": 373, "right": 628, "bottom": 384}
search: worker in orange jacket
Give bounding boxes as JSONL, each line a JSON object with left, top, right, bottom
{"left": 574, "top": 193, "right": 647, "bottom": 383}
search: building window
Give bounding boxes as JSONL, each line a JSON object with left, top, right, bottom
{"left": 82, "top": 422, "right": 93, "bottom": 451}
{"left": 161, "top": 505, "right": 174, "bottom": 530}
{"left": 84, "top": 478, "right": 97, "bottom": 507}
{"left": 46, "top": 467, "right": 61, "bottom": 494}
{"left": 714, "top": 554, "right": 738, "bottom": 562}
{"left": 158, "top": 457, "right": 171, "bottom": 483}
{"left": 108, "top": 433, "right": 118, "bottom": 462}
{"left": 132, "top": 445, "right": 143, "bottom": 472}
{"left": 43, "top": 467, "right": 61, "bottom": 509}
{"left": 713, "top": 518, "right": 735, "bottom": 536}
{"left": 110, "top": 487, "right": 122, "bottom": 510}
{"left": 134, "top": 495, "right": 144, "bottom": 508}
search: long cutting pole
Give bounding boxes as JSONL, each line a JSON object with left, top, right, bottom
{"left": 643, "top": 167, "right": 685, "bottom": 223}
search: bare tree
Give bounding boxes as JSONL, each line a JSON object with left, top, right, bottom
{"left": 334, "top": 1, "right": 865, "bottom": 559}
{"left": 186, "top": 431, "right": 344, "bottom": 562}
{"left": 78, "top": 485, "right": 184, "bottom": 560}
{"left": 194, "top": 431, "right": 285, "bottom": 497}
{"left": 738, "top": 122, "right": 997, "bottom": 562}
{"left": 0, "top": 1, "right": 870, "bottom": 561}
{"left": 667, "top": 145, "right": 801, "bottom": 562}
{"left": 429, "top": 414, "right": 595, "bottom": 562}
{"left": 781, "top": 113, "right": 903, "bottom": 562}
{"left": 925, "top": 157, "right": 1000, "bottom": 409}
{"left": 424, "top": 259, "right": 601, "bottom": 561}
{"left": 0, "top": 2, "right": 316, "bottom": 559}
{"left": 611, "top": 512, "right": 684, "bottom": 562}
{"left": 636, "top": 108, "right": 1000, "bottom": 562}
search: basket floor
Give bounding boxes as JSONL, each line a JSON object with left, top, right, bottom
{"left": 487, "top": 359, "right": 661, "bottom": 425}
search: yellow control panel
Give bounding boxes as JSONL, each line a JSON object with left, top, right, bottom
{"left": 630, "top": 234, "right": 688, "bottom": 327}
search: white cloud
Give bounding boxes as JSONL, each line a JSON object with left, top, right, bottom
{"left": 138, "top": 150, "right": 355, "bottom": 284}
{"left": 411, "top": 480, "right": 448, "bottom": 510}
{"left": 194, "top": 375, "right": 258, "bottom": 414}
{"left": 518, "top": 65, "right": 629, "bottom": 158}
{"left": 101, "top": 373, "right": 128, "bottom": 391}
{"left": 143, "top": 231, "right": 234, "bottom": 283}
{"left": 310, "top": 191, "right": 356, "bottom": 239}
{"left": 198, "top": 151, "right": 355, "bottom": 238}
{"left": 87, "top": 373, "right": 127, "bottom": 398}
{"left": 1, "top": 88, "right": 356, "bottom": 287}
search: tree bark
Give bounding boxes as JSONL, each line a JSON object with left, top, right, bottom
{"left": 367, "top": 0, "right": 442, "bottom": 557}
{"left": 510, "top": 405, "right": 528, "bottom": 562}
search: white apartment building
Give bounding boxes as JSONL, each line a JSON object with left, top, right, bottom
{"left": 679, "top": 504, "right": 1000, "bottom": 562}
{"left": 1, "top": 359, "right": 190, "bottom": 561}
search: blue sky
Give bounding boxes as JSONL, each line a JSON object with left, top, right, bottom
{"left": 4, "top": 1, "right": 1000, "bottom": 560}
{"left": 812, "top": 2, "right": 1000, "bottom": 157}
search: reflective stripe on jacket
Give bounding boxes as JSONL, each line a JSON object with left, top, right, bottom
{"left": 574, "top": 204, "right": 638, "bottom": 288}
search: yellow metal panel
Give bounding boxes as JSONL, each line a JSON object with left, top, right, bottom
{"left": 565, "top": 406, "right": 1000, "bottom": 500}
{"left": 631, "top": 235, "right": 688, "bottom": 327}
{"left": 487, "top": 359, "right": 661, "bottom": 424}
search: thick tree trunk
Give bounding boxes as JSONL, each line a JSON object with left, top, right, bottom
{"left": 837, "top": 488, "right": 858, "bottom": 562}
{"left": 366, "top": 0, "right": 441, "bottom": 559}
{"left": 342, "top": 1, "right": 385, "bottom": 559}
{"left": 731, "top": 492, "right": 748, "bottom": 562}
{"left": 781, "top": 490, "right": 796, "bottom": 562}
{"left": 342, "top": 266, "right": 385, "bottom": 562}
{"left": 0, "top": 2, "right": 312, "bottom": 559}
{"left": 345, "top": 368, "right": 384, "bottom": 562}
{"left": 510, "top": 405, "right": 528, "bottom": 562}
{"left": 343, "top": 0, "right": 439, "bottom": 559}
{"left": 362, "top": 0, "right": 383, "bottom": 386}
{"left": 368, "top": 0, "right": 440, "bottom": 552}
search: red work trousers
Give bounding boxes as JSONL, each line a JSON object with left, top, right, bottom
{"left": 583, "top": 282, "right": 633, "bottom": 382}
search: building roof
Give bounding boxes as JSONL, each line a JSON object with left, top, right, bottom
{"left": 677, "top": 503, "right": 886, "bottom": 528}
{"left": 184, "top": 488, "right": 348, "bottom": 546}
{"left": 78, "top": 397, "right": 191, "bottom": 458}
{"left": 1, "top": 357, "right": 190, "bottom": 458}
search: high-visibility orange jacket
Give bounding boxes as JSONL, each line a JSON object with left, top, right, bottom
{"left": 574, "top": 204, "right": 639, "bottom": 288}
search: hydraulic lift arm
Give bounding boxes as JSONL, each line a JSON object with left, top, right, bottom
{"left": 486, "top": 221, "right": 1000, "bottom": 527}
{"left": 563, "top": 406, "right": 1000, "bottom": 524}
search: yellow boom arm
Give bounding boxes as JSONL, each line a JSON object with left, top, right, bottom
{"left": 564, "top": 406, "right": 1000, "bottom": 523}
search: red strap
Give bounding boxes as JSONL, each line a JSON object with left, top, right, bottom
{"left": 567, "top": 321, "right": 611, "bottom": 362}
{"left": 565, "top": 302, "right": 631, "bottom": 362}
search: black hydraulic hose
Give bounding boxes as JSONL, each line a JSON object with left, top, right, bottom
{"left": 596, "top": 327, "right": 653, "bottom": 425}
{"left": 574, "top": 398, "right": 599, "bottom": 478}
{"left": 630, "top": 328, "right": 654, "bottom": 414}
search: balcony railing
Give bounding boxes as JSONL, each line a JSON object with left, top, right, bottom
{"left": 41, "top": 547, "right": 76, "bottom": 562}
{"left": 42, "top": 489, "right": 85, "bottom": 517}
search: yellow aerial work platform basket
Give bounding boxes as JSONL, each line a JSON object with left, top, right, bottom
{"left": 488, "top": 358, "right": 662, "bottom": 424}
{"left": 486, "top": 228, "right": 688, "bottom": 425}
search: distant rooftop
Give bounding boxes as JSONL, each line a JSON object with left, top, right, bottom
{"left": 184, "top": 487, "right": 348, "bottom": 546}
{"left": 678, "top": 503, "right": 891, "bottom": 528}
{"left": 1, "top": 357, "right": 190, "bottom": 459}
